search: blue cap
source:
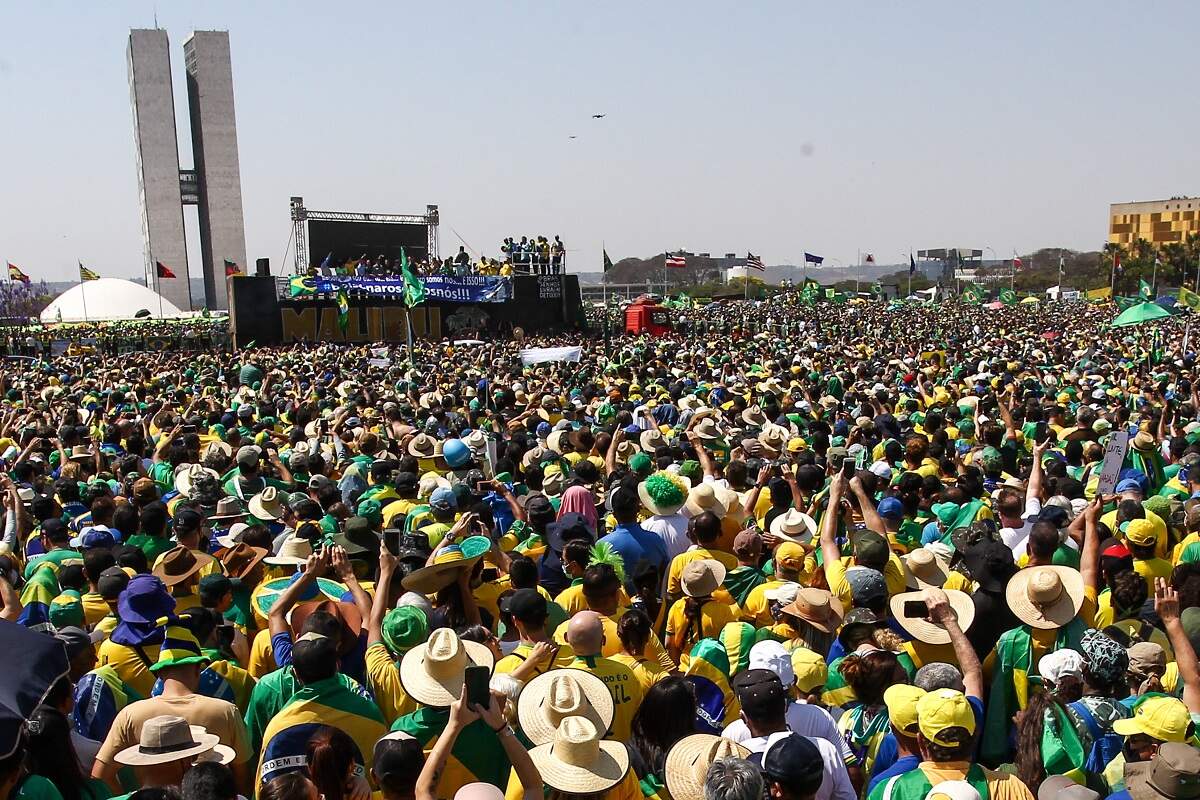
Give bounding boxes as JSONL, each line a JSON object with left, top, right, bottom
{"left": 876, "top": 497, "right": 904, "bottom": 520}
{"left": 430, "top": 487, "right": 457, "bottom": 512}
{"left": 1114, "top": 477, "right": 1144, "bottom": 494}
{"left": 536, "top": 421, "right": 552, "bottom": 438}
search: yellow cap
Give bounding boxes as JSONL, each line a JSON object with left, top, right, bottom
{"left": 790, "top": 647, "right": 828, "bottom": 693}
{"left": 787, "top": 437, "right": 808, "bottom": 453}
{"left": 884, "top": 684, "right": 927, "bottom": 736}
{"left": 1124, "top": 518, "right": 1157, "bottom": 547}
{"left": 1111, "top": 697, "right": 1190, "bottom": 742}
{"left": 776, "top": 543, "right": 807, "bottom": 571}
{"left": 916, "top": 688, "right": 975, "bottom": 746}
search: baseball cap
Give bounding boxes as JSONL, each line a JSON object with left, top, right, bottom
{"left": 845, "top": 567, "right": 887, "bottom": 607}
{"left": 749, "top": 640, "right": 795, "bottom": 688}
{"left": 97, "top": 566, "right": 131, "bottom": 601}
{"left": 1124, "top": 518, "right": 1158, "bottom": 547}
{"left": 732, "top": 529, "right": 762, "bottom": 558}
{"left": 395, "top": 471, "right": 418, "bottom": 492}
{"left": 916, "top": 688, "right": 975, "bottom": 746}
{"left": 732, "top": 669, "right": 786, "bottom": 718}
{"left": 1127, "top": 642, "right": 1167, "bottom": 678}
{"left": 502, "top": 588, "right": 548, "bottom": 625}
{"left": 1112, "top": 696, "right": 1192, "bottom": 742}
{"left": 1037, "top": 649, "right": 1085, "bottom": 686}
{"left": 235, "top": 445, "right": 260, "bottom": 467}
{"left": 760, "top": 734, "right": 825, "bottom": 793}
{"left": 876, "top": 497, "right": 904, "bottom": 520}
{"left": 852, "top": 531, "right": 889, "bottom": 571}
{"left": 789, "top": 647, "right": 828, "bottom": 693}
{"left": 307, "top": 474, "right": 333, "bottom": 491}
{"left": 73, "top": 529, "right": 117, "bottom": 550}
{"left": 883, "top": 684, "right": 926, "bottom": 736}
{"left": 54, "top": 626, "right": 92, "bottom": 661}
{"left": 775, "top": 543, "right": 806, "bottom": 573}
{"left": 373, "top": 731, "right": 424, "bottom": 792}
{"left": 1115, "top": 477, "right": 1145, "bottom": 494}
{"left": 429, "top": 487, "right": 456, "bottom": 513}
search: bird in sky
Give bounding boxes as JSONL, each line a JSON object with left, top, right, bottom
{"left": 591, "top": 114, "right": 606, "bottom": 119}
{"left": 568, "top": 135, "right": 578, "bottom": 139}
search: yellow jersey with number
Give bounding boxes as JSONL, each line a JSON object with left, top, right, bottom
{"left": 565, "top": 656, "right": 643, "bottom": 742}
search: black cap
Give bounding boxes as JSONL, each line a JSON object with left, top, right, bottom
{"left": 373, "top": 734, "right": 425, "bottom": 793}
{"left": 732, "top": 668, "right": 786, "bottom": 719}
{"left": 395, "top": 472, "right": 418, "bottom": 492}
{"left": 174, "top": 508, "right": 203, "bottom": 533}
{"left": 502, "top": 588, "right": 548, "bottom": 625}
{"left": 41, "top": 517, "right": 67, "bottom": 541}
{"left": 761, "top": 734, "right": 825, "bottom": 793}
{"left": 963, "top": 539, "right": 1018, "bottom": 592}
{"left": 1037, "top": 505, "right": 1070, "bottom": 529}
{"left": 523, "top": 494, "right": 555, "bottom": 525}
{"left": 97, "top": 566, "right": 130, "bottom": 601}
{"left": 546, "top": 512, "right": 595, "bottom": 552}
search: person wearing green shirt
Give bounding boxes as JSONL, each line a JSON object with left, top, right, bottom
{"left": 124, "top": 503, "right": 174, "bottom": 565}
{"left": 22, "top": 519, "right": 80, "bottom": 580}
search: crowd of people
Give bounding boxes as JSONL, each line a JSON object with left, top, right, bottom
{"left": 0, "top": 294, "right": 1197, "bottom": 800}
{"left": 501, "top": 236, "right": 566, "bottom": 275}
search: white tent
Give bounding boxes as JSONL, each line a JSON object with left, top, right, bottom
{"left": 40, "top": 278, "right": 186, "bottom": 323}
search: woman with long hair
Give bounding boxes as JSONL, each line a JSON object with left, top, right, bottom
{"left": 664, "top": 560, "right": 738, "bottom": 668}
{"left": 305, "top": 726, "right": 360, "bottom": 800}
{"left": 25, "top": 704, "right": 111, "bottom": 800}
{"left": 611, "top": 609, "right": 665, "bottom": 693}
{"left": 836, "top": 650, "right": 905, "bottom": 775}
{"left": 628, "top": 677, "right": 698, "bottom": 793}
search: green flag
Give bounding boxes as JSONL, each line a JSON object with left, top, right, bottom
{"left": 602, "top": 249, "right": 614, "bottom": 273}
{"left": 335, "top": 288, "right": 350, "bottom": 332}
{"left": 400, "top": 248, "right": 426, "bottom": 308}
{"left": 1140, "top": 279, "right": 1153, "bottom": 300}
{"left": 825, "top": 287, "right": 836, "bottom": 299}
{"left": 1114, "top": 295, "right": 1140, "bottom": 311}
{"left": 1178, "top": 286, "right": 1200, "bottom": 311}
{"left": 870, "top": 282, "right": 882, "bottom": 295}
{"left": 1000, "top": 288, "right": 1016, "bottom": 305}
{"left": 288, "top": 275, "right": 316, "bottom": 298}
{"left": 964, "top": 284, "right": 984, "bottom": 304}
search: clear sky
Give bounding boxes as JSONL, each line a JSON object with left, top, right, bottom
{"left": 2, "top": 1, "right": 1198, "bottom": 282}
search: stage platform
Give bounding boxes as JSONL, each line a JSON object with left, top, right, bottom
{"left": 227, "top": 274, "right": 581, "bottom": 347}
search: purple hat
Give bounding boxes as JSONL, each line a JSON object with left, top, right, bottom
{"left": 117, "top": 575, "right": 176, "bottom": 625}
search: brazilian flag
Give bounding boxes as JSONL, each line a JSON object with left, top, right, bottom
{"left": 964, "top": 284, "right": 984, "bottom": 304}
{"left": 683, "top": 638, "right": 741, "bottom": 734}
{"left": 335, "top": 288, "right": 350, "bottom": 332}
{"left": 871, "top": 282, "right": 882, "bottom": 295}
{"left": 288, "top": 275, "right": 316, "bottom": 298}
{"left": 400, "top": 247, "right": 426, "bottom": 308}
{"left": 825, "top": 287, "right": 836, "bottom": 299}
{"left": 1140, "top": 278, "right": 1154, "bottom": 300}
{"left": 1178, "top": 286, "right": 1200, "bottom": 312}
{"left": 1000, "top": 288, "right": 1017, "bottom": 305}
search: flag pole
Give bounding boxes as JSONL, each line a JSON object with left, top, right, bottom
{"left": 79, "top": 262, "right": 89, "bottom": 322}
{"left": 1152, "top": 251, "right": 1159, "bottom": 296}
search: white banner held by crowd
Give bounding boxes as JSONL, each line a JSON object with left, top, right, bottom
{"left": 519, "top": 346, "right": 582, "bottom": 365}
{"left": 1096, "top": 430, "right": 1130, "bottom": 495}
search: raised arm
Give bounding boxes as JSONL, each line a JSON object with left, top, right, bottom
{"left": 1155, "top": 579, "right": 1200, "bottom": 714}
{"left": 925, "top": 587, "right": 982, "bottom": 699}
{"left": 475, "top": 691, "right": 542, "bottom": 800}
{"left": 330, "top": 546, "right": 371, "bottom": 621}
{"left": 1026, "top": 438, "right": 1048, "bottom": 507}
{"left": 820, "top": 476, "right": 845, "bottom": 570}
{"left": 1080, "top": 496, "right": 1103, "bottom": 594}
{"left": 849, "top": 475, "right": 884, "bottom": 535}
{"left": 268, "top": 549, "right": 330, "bottom": 637}
{"left": 368, "top": 550, "right": 397, "bottom": 645}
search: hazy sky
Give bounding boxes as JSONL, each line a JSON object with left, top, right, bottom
{"left": 3, "top": 2, "right": 1199, "bottom": 283}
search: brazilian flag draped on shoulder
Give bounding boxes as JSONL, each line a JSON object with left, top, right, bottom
{"left": 18, "top": 561, "right": 60, "bottom": 632}
{"left": 73, "top": 665, "right": 143, "bottom": 742}
{"left": 982, "top": 619, "right": 1086, "bottom": 764}
{"left": 683, "top": 638, "right": 741, "bottom": 734}
{"left": 401, "top": 247, "right": 426, "bottom": 307}
{"left": 393, "top": 705, "right": 512, "bottom": 796}
{"left": 257, "top": 675, "right": 386, "bottom": 786}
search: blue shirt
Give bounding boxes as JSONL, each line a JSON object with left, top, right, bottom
{"left": 602, "top": 522, "right": 668, "bottom": 582}
{"left": 867, "top": 754, "right": 919, "bottom": 793}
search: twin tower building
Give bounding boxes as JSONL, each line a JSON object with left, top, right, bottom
{"left": 127, "top": 29, "right": 247, "bottom": 311}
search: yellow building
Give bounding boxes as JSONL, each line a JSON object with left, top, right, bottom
{"left": 1110, "top": 198, "right": 1200, "bottom": 246}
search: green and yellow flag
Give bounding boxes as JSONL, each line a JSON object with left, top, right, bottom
{"left": 400, "top": 247, "right": 426, "bottom": 308}
{"left": 78, "top": 262, "right": 99, "bottom": 282}
{"left": 1178, "top": 286, "right": 1200, "bottom": 311}
{"left": 1140, "top": 278, "right": 1154, "bottom": 300}
{"left": 335, "top": 287, "right": 350, "bottom": 332}
{"left": 999, "top": 288, "right": 1017, "bottom": 305}
{"left": 825, "top": 287, "right": 836, "bottom": 299}
{"left": 288, "top": 275, "right": 316, "bottom": 298}
{"left": 964, "top": 284, "right": 984, "bottom": 304}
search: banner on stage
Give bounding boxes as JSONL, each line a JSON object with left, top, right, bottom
{"left": 305, "top": 275, "right": 512, "bottom": 303}
{"left": 519, "top": 346, "right": 582, "bottom": 365}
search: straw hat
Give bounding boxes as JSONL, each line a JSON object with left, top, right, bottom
{"left": 152, "top": 545, "right": 215, "bottom": 587}
{"left": 759, "top": 425, "right": 788, "bottom": 454}
{"left": 681, "top": 559, "right": 726, "bottom": 598}
{"left": 407, "top": 433, "right": 439, "bottom": 459}
{"left": 174, "top": 464, "right": 219, "bottom": 498}
{"left": 692, "top": 418, "right": 721, "bottom": 440}
{"left": 684, "top": 483, "right": 728, "bottom": 518}
{"left": 1006, "top": 566, "right": 1085, "bottom": 630}
{"left": 889, "top": 590, "right": 975, "bottom": 645}
{"left": 547, "top": 430, "right": 572, "bottom": 455}
{"left": 768, "top": 509, "right": 817, "bottom": 545}
{"left": 613, "top": 439, "right": 639, "bottom": 464}
{"left": 114, "top": 716, "right": 235, "bottom": 766}
{"left": 517, "top": 669, "right": 614, "bottom": 745}
{"left": 462, "top": 429, "right": 488, "bottom": 457}
{"left": 401, "top": 544, "right": 486, "bottom": 595}
{"left": 902, "top": 548, "right": 951, "bottom": 589}
{"left": 781, "top": 588, "right": 844, "bottom": 634}
{"left": 639, "top": 428, "right": 666, "bottom": 453}
{"left": 248, "top": 487, "right": 284, "bottom": 521}
{"left": 209, "top": 497, "right": 246, "bottom": 522}
{"left": 264, "top": 536, "right": 312, "bottom": 566}
{"left": 398, "top": 628, "right": 495, "bottom": 707}
{"left": 664, "top": 734, "right": 751, "bottom": 800}
{"left": 529, "top": 716, "right": 629, "bottom": 795}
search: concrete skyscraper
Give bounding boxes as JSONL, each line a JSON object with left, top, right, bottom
{"left": 127, "top": 28, "right": 247, "bottom": 311}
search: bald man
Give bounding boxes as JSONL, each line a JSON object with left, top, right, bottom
{"left": 564, "top": 611, "right": 643, "bottom": 741}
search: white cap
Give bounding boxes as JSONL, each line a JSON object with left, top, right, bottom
{"left": 869, "top": 460, "right": 893, "bottom": 480}
{"left": 927, "top": 781, "right": 982, "bottom": 800}
{"left": 1038, "top": 648, "right": 1085, "bottom": 686}
{"left": 762, "top": 582, "right": 800, "bottom": 605}
{"left": 749, "top": 640, "right": 795, "bottom": 688}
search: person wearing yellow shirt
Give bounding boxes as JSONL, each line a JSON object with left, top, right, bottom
{"left": 563, "top": 610, "right": 644, "bottom": 742}
{"left": 665, "top": 510, "right": 738, "bottom": 602}
{"left": 1124, "top": 518, "right": 1174, "bottom": 595}
{"left": 1101, "top": 501, "right": 1168, "bottom": 558}
{"left": 742, "top": 542, "right": 808, "bottom": 627}
{"left": 364, "top": 552, "right": 430, "bottom": 725}
{"left": 380, "top": 472, "right": 422, "bottom": 528}
{"left": 494, "top": 589, "right": 576, "bottom": 679}
{"left": 665, "top": 560, "right": 740, "bottom": 667}
{"left": 611, "top": 608, "right": 667, "bottom": 694}
{"left": 554, "top": 539, "right": 599, "bottom": 615}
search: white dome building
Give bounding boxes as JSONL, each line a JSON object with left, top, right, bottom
{"left": 40, "top": 278, "right": 187, "bottom": 323}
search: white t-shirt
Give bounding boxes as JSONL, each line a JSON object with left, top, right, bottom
{"left": 1000, "top": 497, "right": 1042, "bottom": 559}
{"left": 721, "top": 700, "right": 853, "bottom": 764}
{"left": 641, "top": 513, "right": 691, "bottom": 563}
{"left": 734, "top": 730, "right": 856, "bottom": 800}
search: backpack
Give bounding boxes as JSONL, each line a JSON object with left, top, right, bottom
{"left": 1069, "top": 700, "right": 1125, "bottom": 775}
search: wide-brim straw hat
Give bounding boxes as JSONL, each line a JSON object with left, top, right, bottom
{"left": 209, "top": 497, "right": 246, "bottom": 522}
{"left": 264, "top": 535, "right": 312, "bottom": 566}
{"left": 781, "top": 587, "right": 844, "bottom": 634}
{"left": 684, "top": 483, "right": 728, "bottom": 518}
{"left": 174, "top": 464, "right": 219, "bottom": 498}
{"left": 401, "top": 545, "right": 486, "bottom": 595}
{"left": 399, "top": 627, "right": 495, "bottom": 707}
{"left": 681, "top": 559, "right": 727, "bottom": 598}
{"left": 517, "top": 669, "right": 614, "bottom": 746}
{"left": 692, "top": 418, "right": 721, "bottom": 440}
{"left": 665, "top": 734, "right": 751, "bottom": 800}
{"left": 407, "top": 433, "right": 440, "bottom": 459}
{"left": 902, "top": 547, "right": 951, "bottom": 589}
{"left": 547, "top": 430, "right": 572, "bottom": 455}
{"left": 741, "top": 405, "right": 768, "bottom": 427}
{"left": 114, "top": 717, "right": 235, "bottom": 766}
{"left": 529, "top": 716, "right": 629, "bottom": 795}
{"left": 638, "top": 472, "right": 692, "bottom": 517}
{"left": 248, "top": 487, "right": 284, "bottom": 520}
{"left": 1006, "top": 565, "right": 1085, "bottom": 630}
{"left": 639, "top": 428, "right": 666, "bottom": 453}
{"left": 889, "top": 589, "right": 976, "bottom": 645}
{"left": 768, "top": 509, "right": 817, "bottom": 545}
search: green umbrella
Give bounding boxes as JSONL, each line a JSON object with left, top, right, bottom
{"left": 1111, "top": 301, "right": 1171, "bottom": 327}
